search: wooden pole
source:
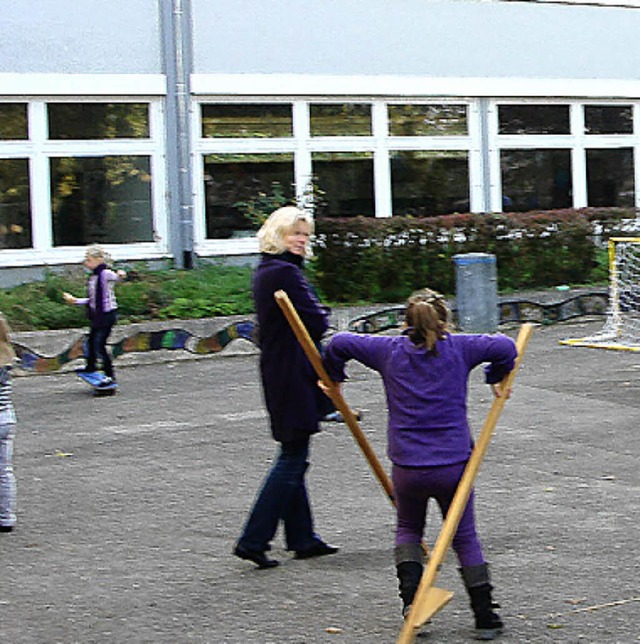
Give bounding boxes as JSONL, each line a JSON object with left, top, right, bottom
{"left": 397, "top": 323, "right": 534, "bottom": 644}
{"left": 274, "top": 290, "right": 395, "bottom": 504}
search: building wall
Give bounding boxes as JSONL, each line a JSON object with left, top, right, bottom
{"left": 0, "top": 0, "right": 162, "bottom": 74}
{"left": 192, "top": 0, "right": 640, "bottom": 80}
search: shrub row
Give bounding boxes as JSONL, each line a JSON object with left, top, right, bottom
{"left": 311, "top": 208, "right": 638, "bottom": 302}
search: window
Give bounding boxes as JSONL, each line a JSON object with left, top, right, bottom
{"left": 48, "top": 103, "right": 150, "bottom": 139}
{"left": 201, "top": 104, "right": 293, "bottom": 138}
{"left": 312, "top": 152, "right": 375, "bottom": 217}
{"left": 388, "top": 104, "right": 467, "bottom": 136}
{"left": 0, "top": 104, "right": 28, "bottom": 140}
{"left": 391, "top": 151, "right": 470, "bottom": 216}
{"left": 310, "top": 104, "right": 372, "bottom": 136}
{"left": 584, "top": 106, "right": 633, "bottom": 134}
{"left": 500, "top": 149, "right": 572, "bottom": 211}
{"left": 0, "top": 159, "right": 31, "bottom": 249}
{"left": 586, "top": 148, "right": 634, "bottom": 207}
{"left": 498, "top": 105, "right": 570, "bottom": 135}
{"left": 203, "top": 153, "right": 295, "bottom": 238}
{"left": 50, "top": 156, "right": 154, "bottom": 246}
{"left": 0, "top": 99, "right": 162, "bottom": 262}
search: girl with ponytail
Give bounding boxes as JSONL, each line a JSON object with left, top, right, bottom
{"left": 322, "top": 287, "right": 517, "bottom": 640}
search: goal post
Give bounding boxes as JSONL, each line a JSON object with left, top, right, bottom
{"left": 560, "top": 237, "right": 640, "bottom": 352}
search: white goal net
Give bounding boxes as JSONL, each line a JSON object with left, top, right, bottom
{"left": 561, "top": 237, "right": 640, "bottom": 352}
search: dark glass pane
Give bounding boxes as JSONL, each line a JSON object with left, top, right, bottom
{"left": 390, "top": 151, "right": 469, "bottom": 216}
{"left": 498, "top": 105, "right": 570, "bottom": 135}
{"left": 312, "top": 152, "right": 374, "bottom": 217}
{"left": 201, "top": 104, "right": 292, "bottom": 138}
{"left": 48, "top": 103, "right": 149, "bottom": 139}
{"left": 310, "top": 104, "right": 372, "bottom": 136}
{"left": 500, "top": 149, "right": 572, "bottom": 211}
{"left": 51, "top": 156, "right": 154, "bottom": 245}
{"left": 0, "top": 104, "right": 28, "bottom": 140}
{"left": 0, "top": 158, "right": 32, "bottom": 249}
{"left": 587, "top": 148, "right": 634, "bottom": 207}
{"left": 203, "top": 154, "right": 295, "bottom": 238}
{"left": 388, "top": 104, "right": 467, "bottom": 136}
{"left": 584, "top": 106, "right": 633, "bottom": 135}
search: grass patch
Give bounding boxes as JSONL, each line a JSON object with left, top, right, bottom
{"left": 0, "top": 264, "right": 254, "bottom": 331}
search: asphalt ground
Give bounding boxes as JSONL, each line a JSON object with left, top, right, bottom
{"left": 2, "top": 316, "right": 639, "bottom": 643}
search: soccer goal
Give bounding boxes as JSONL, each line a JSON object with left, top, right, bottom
{"left": 560, "top": 237, "right": 640, "bottom": 352}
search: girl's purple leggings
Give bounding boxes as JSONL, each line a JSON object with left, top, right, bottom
{"left": 392, "top": 461, "right": 485, "bottom": 567}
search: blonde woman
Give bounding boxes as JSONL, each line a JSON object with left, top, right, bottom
{"left": 234, "top": 206, "right": 338, "bottom": 569}
{"left": 0, "top": 313, "right": 17, "bottom": 533}
{"left": 63, "top": 244, "right": 126, "bottom": 387}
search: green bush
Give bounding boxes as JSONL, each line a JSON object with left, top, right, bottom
{"left": 312, "top": 208, "right": 631, "bottom": 301}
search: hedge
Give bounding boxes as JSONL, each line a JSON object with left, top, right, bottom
{"left": 311, "top": 208, "right": 639, "bottom": 302}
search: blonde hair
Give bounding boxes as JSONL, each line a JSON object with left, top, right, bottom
{"left": 85, "top": 243, "right": 112, "bottom": 266}
{"left": 0, "top": 313, "right": 16, "bottom": 367}
{"left": 257, "top": 206, "right": 314, "bottom": 258}
{"left": 405, "top": 288, "right": 450, "bottom": 354}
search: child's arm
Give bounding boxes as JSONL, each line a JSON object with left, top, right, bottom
{"left": 105, "top": 268, "right": 127, "bottom": 282}
{"left": 62, "top": 292, "right": 88, "bottom": 306}
{"left": 323, "top": 332, "right": 391, "bottom": 382}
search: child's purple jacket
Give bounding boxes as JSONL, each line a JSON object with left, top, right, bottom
{"left": 323, "top": 331, "right": 517, "bottom": 467}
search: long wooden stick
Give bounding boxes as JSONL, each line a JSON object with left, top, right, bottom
{"left": 398, "top": 323, "right": 534, "bottom": 644}
{"left": 274, "top": 290, "right": 395, "bottom": 504}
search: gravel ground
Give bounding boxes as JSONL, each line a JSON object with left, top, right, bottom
{"left": 2, "top": 308, "right": 639, "bottom": 643}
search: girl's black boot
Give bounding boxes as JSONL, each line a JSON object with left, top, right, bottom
{"left": 460, "top": 564, "right": 504, "bottom": 640}
{"left": 394, "top": 543, "right": 425, "bottom": 618}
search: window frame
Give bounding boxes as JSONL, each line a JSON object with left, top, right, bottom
{"left": 488, "top": 98, "right": 640, "bottom": 212}
{"left": 0, "top": 96, "right": 168, "bottom": 266}
{"left": 193, "top": 97, "right": 480, "bottom": 256}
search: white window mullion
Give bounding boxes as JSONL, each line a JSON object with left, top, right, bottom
{"left": 467, "top": 100, "right": 485, "bottom": 213}
{"left": 28, "top": 101, "right": 52, "bottom": 252}
{"left": 570, "top": 104, "right": 588, "bottom": 208}
{"left": 372, "top": 101, "right": 392, "bottom": 217}
{"left": 293, "top": 101, "right": 313, "bottom": 210}
{"left": 486, "top": 101, "right": 503, "bottom": 213}
{"left": 150, "top": 100, "right": 169, "bottom": 252}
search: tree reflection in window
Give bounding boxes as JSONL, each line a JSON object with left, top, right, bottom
{"left": 501, "top": 149, "right": 572, "bottom": 211}
{"left": 388, "top": 104, "right": 467, "bottom": 136}
{"left": 48, "top": 103, "right": 149, "bottom": 139}
{"left": 201, "top": 104, "right": 292, "bottom": 138}
{"left": 498, "top": 105, "right": 570, "bottom": 135}
{"left": 391, "top": 151, "right": 469, "bottom": 216}
{"left": 50, "top": 156, "right": 154, "bottom": 245}
{"left": 203, "top": 154, "right": 295, "bottom": 238}
{"left": 0, "top": 104, "right": 28, "bottom": 140}
{"left": 584, "top": 106, "right": 633, "bottom": 135}
{"left": 586, "top": 148, "right": 634, "bottom": 207}
{"left": 312, "top": 152, "right": 374, "bottom": 217}
{"left": 0, "top": 158, "right": 31, "bottom": 248}
{"left": 310, "top": 104, "right": 372, "bottom": 136}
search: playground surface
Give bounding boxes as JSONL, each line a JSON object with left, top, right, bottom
{"left": 3, "top": 316, "right": 639, "bottom": 643}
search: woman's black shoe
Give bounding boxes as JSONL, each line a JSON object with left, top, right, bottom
{"left": 0, "top": 525, "right": 13, "bottom": 533}
{"left": 294, "top": 541, "right": 339, "bottom": 559}
{"left": 233, "top": 544, "right": 279, "bottom": 569}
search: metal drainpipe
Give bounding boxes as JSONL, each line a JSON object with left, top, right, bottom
{"left": 160, "top": 0, "right": 194, "bottom": 269}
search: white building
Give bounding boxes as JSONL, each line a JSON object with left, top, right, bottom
{"left": 1, "top": 0, "right": 640, "bottom": 283}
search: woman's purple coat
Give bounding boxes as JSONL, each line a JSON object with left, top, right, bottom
{"left": 253, "top": 252, "right": 330, "bottom": 443}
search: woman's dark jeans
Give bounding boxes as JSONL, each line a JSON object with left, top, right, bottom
{"left": 238, "top": 438, "right": 319, "bottom": 553}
